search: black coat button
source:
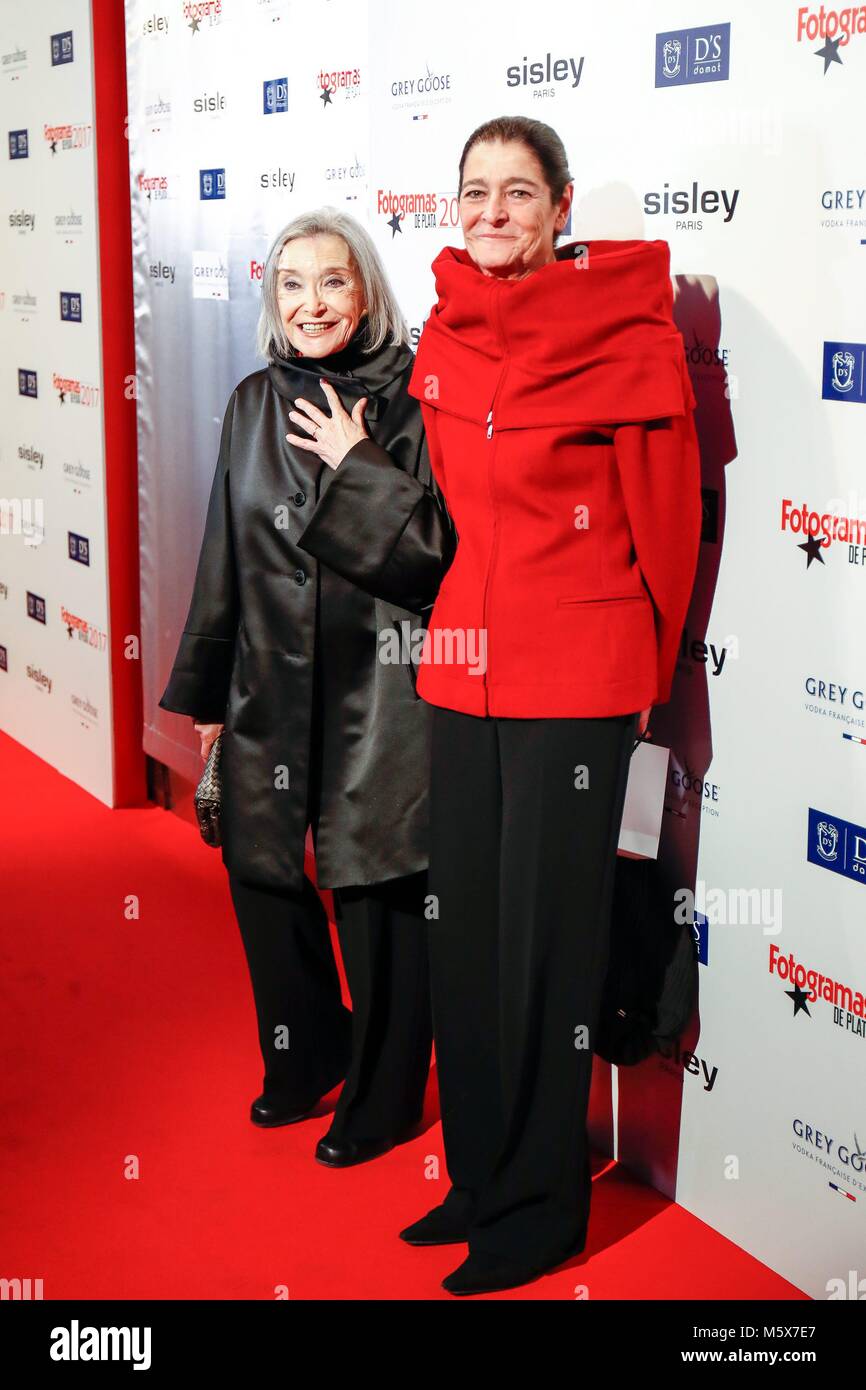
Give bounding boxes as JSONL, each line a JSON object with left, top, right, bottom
{"left": 293, "top": 490, "right": 306, "bottom": 506}
{"left": 294, "top": 569, "right": 307, "bottom": 585}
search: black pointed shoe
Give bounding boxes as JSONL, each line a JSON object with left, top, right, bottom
{"left": 250, "top": 1094, "right": 317, "bottom": 1128}
{"left": 399, "top": 1191, "right": 476, "bottom": 1246}
{"left": 441, "top": 1240, "right": 586, "bottom": 1296}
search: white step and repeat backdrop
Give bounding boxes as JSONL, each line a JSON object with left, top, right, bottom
{"left": 0, "top": 0, "right": 115, "bottom": 802}
{"left": 125, "top": 0, "right": 865, "bottom": 1298}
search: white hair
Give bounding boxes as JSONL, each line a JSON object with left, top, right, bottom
{"left": 256, "top": 206, "right": 410, "bottom": 361}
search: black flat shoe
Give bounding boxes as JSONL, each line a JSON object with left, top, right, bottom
{"left": 399, "top": 1199, "right": 473, "bottom": 1246}
{"left": 314, "top": 1134, "right": 396, "bottom": 1167}
{"left": 442, "top": 1240, "right": 585, "bottom": 1296}
{"left": 315, "top": 1113, "right": 423, "bottom": 1168}
{"left": 250, "top": 1094, "right": 317, "bottom": 1128}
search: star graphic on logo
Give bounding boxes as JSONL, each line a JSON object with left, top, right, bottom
{"left": 786, "top": 983, "right": 812, "bottom": 1017}
{"left": 66, "top": 624, "right": 74, "bottom": 639}
{"left": 189, "top": 15, "right": 200, "bottom": 33}
{"left": 387, "top": 211, "right": 403, "bottom": 237}
{"left": 815, "top": 36, "right": 843, "bottom": 73}
{"left": 798, "top": 534, "right": 825, "bottom": 567}
{"left": 58, "top": 390, "right": 66, "bottom": 404}
{"left": 320, "top": 85, "right": 333, "bottom": 107}
{"left": 50, "top": 140, "right": 57, "bottom": 154}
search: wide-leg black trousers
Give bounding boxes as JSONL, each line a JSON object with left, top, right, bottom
{"left": 227, "top": 868, "right": 432, "bottom": 1137}
{"left": 224, "top": 564, "right": 433, "bottom": 1140}
{"left": 426, "top": 704, "right": 638, "bottom": 1264}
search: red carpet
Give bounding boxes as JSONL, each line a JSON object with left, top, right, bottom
{"left": 0, "top": 731, "right": 805, "bottom": 1300}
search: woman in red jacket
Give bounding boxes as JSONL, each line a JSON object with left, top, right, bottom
{"left": 296, "top": 115, "right": 702, "bottom": 1295}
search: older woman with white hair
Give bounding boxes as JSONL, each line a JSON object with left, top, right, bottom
{"left": 159, "top": 209, "right": 455, "bottom": 1166}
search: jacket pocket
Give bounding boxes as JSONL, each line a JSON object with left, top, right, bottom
{"left": 556, "top": 593, "right": 647, "bottom": 608}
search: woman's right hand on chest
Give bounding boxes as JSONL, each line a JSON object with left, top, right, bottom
{"left": 193, "top": 721, "right": 224, "bottom": 761}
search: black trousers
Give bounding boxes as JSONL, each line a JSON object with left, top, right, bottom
{"left": 225, "top": 575, "right": 433, "bottom": 1139}
{"left": 228, "top": 868, "right": 432, "bottom": 1137}
{"left": 426, "top": 705, "right": 639, "bottom": 1263}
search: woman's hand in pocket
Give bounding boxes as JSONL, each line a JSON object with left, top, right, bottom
{"left": 193, "top": 721, "right": 224, "bottom": 761}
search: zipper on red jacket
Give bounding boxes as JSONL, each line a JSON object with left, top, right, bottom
{"left": 480, "top": 368, "right": 508, "bottom": 712}
{"left": 479, "top": 285, "right": 508, "bottom": 714}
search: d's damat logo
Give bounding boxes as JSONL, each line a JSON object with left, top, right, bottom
{"left": 655, "top": 23, "right": 731, "bottom": 86}
{"left": 808, "top": 808, "right": 866, "bottom": 884}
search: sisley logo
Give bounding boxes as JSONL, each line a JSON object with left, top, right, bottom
{"left": 259, "top": 168, "right": 295, "bottom": 191}
{"left": 50, "top": 1321, "right": 151, "bottom": 1371}
{"left": 9, "top": 210, "right": 35, "bottom": 233}
{"left": 808, "top": 808, "right": 866, "bottom": 885}
{"left": 644, "top": 181, "right": 739, "bottom": 225}
{"left": 505, "top": 52, "right": 585, "bottom": 90}
{"left": 193, "top": 90, "right": 225, "bottom": 114}
{"left": 655, "top": 23, "right": 731, "bottom": 86}
{"left": 26, "top": 666, "right": 52, "bottom": 693}
{"left": 142, "top": 13, "right": 169, "bottom": 37}
{"left": 822, "top": 341, "right": 866, "bottom": 404}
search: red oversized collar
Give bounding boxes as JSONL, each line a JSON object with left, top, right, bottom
{"left": 408, "top": 239, "right": 695, "bottom": 429}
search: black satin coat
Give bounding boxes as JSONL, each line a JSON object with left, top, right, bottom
{"left": 158, "top": 330, "right": 456, "bottom": 892}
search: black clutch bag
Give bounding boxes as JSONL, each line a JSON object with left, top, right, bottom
{"left": 194, "top": 732, "right": 223, "bottom": 847}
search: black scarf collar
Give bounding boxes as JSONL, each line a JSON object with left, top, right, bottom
{"left": 267, "top": 316, "right": 413, "bottom": 422}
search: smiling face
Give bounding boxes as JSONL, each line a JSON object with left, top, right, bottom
{"left": 458, "top": 139, "right": 573, "bottom": 279}
{"left": 276, "top": 233, "right": 367, "bottom": 357}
